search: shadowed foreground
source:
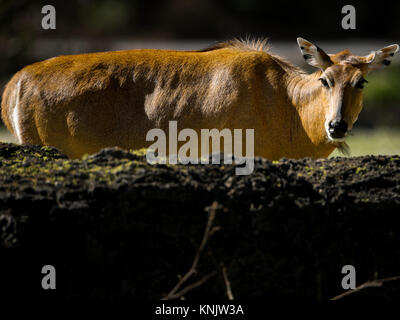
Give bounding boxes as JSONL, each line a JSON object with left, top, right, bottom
{"left": 0, "top": 142, "right": 399, "bottom": 300}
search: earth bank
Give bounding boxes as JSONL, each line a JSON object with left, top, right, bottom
{"left": 0, "top": 142, "right": 399, "bottom": 300}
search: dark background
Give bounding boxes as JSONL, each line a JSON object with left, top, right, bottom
{"left": 1, "top": 0, "right": 399, "bottom": 75}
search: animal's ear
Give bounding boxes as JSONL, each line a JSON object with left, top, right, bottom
{"left": 364, "top": 44, "right": 399, "bottom": 72}
{"left": 297, "top": 37, "right": 333, "bottom": 70}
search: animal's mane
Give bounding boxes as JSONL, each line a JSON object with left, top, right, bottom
{"left": 197, "top": 37, "right": 306, "bottom": 75}
{"left": 196, "top": 37, "right": 271, "bottom": 53}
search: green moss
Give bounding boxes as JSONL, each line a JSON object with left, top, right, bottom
{"left": 110, "top": 164, "right": 128, "bottom": 174}
{"left": 130, "top": 148, "right": 148, "bottom": 157}
{"left": 355, "top": 167, "right": 366, "bottom": 174}
{"left": 0, "top": 146, "right": 155, "bottom": 186}
{"left": 304, "top": 166, "right": 315, "bottom": 175}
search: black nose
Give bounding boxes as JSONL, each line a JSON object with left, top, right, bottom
{"left": 328, "top": 120, "right": 348, "bottom": 139}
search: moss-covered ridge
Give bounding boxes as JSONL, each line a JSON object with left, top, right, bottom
{"left": 0, "top": 143, "right": 150, "bottom": 185}
{"left": 1, "top": 141, "right": 398, "bottom": 205}
{"left": 0, "top": 142, "right": 400, "bottom": 300}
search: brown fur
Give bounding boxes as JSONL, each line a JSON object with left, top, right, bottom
{"left": 1, "top": 39, "right": 372, "bottom": 159}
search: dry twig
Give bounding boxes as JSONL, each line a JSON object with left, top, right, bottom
{"left": 166, "top": 271, "right": 218, "bottom": 300}
{"left": 330, "top": 275, "right": 400, "bottom": 300}
{"left": 162, "top": 201, "right": 220, "bottom": 300}
{"left": 221, "top": 263, "right": 234, "bottom": 300}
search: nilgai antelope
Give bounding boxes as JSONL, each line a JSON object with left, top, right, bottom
{"left": 1, "top": 38, "right": 398, "bottom": 159}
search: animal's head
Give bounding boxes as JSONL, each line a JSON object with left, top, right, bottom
{"left": 297, "top": 37, "right": 399, "bottom": 142}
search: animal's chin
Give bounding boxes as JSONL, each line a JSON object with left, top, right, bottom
{"left": 325, "top": 130, "right": 347, "bottom": 143}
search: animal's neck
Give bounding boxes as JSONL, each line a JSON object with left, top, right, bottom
{"left": 285, "top": 70, "right": 336, "bottom": 157}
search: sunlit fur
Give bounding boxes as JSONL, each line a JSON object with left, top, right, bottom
{"left": 0, "top": 38, "right": 390, "bottom": 159}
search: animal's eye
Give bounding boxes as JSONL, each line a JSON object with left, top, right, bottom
{"left": 356, "top": 78, "right": 368, "bottom": 89}
{"left": 319, "top": 78, "right": 329, "bottom": 88}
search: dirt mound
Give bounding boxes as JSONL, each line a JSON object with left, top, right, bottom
{"left": 0, "top": 142, "right": 399, "bottom": 300}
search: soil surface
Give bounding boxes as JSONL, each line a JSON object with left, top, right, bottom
{"left": 0, "top": 142, "right": 399, "bottom": 300}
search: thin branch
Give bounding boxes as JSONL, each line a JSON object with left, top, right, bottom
{"left": 162, "top": 201, "right": 220, "bottom": 300}
{"left": 166, "top": 271, "right": 217, "bottom": 300}
{"left": 221, "top": 263, "right": 234, "bottom": 300}
{"left": 330, "top": 275, "right": 400, "bottom": 300}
